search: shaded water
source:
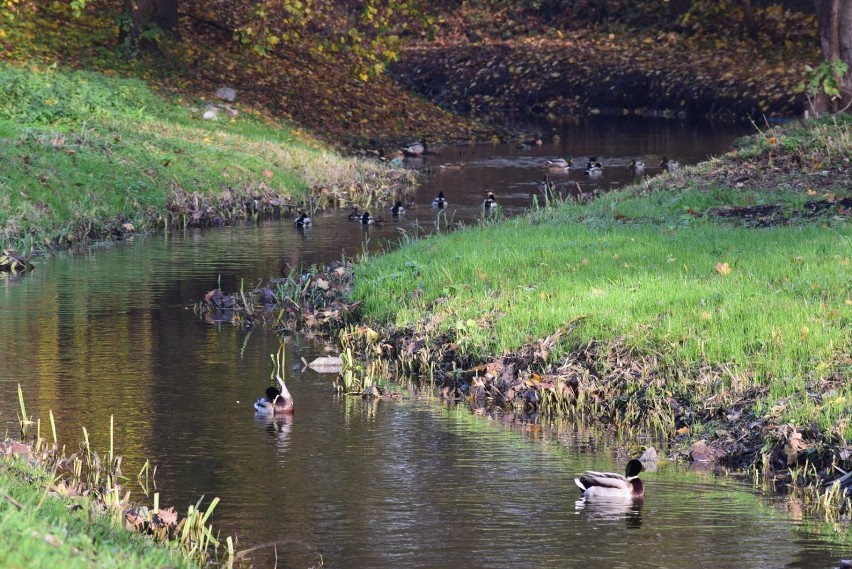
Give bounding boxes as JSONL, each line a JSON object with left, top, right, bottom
{"left": 1, "top": 118, "right": 848, "bottom": 568}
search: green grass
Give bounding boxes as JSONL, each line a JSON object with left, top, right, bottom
{"left": 0, "top": 62, "right": 409, "bottom": 254}
{"left": 352, "top": 119, "right": 852, "bottom": 440}
{"left": 0, "top": 454, "right": 196, "bottom": 569}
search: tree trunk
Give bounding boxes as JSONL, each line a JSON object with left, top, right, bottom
{"left": 121, "top": 0, "right": 180, "bottom": 50}
{"left": 813, "top": 0, "right": 852, "bottom": 112}
{"left": 740, "top": 0, "right": 758, "bottom": 40}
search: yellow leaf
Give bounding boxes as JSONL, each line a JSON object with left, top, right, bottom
{"left": 799, "top": 326, "right": 810, "bottom": 340}
{"left": 700, "top": 311, "right": 712, "bottom": 321}
{"left": 806, "top": 188, "right": 817, "bottom": 196}
{"left": 715, "top": 262, "right": 731, "bottom": 276}
{"left": 262, "top": 169, "right": 274, "bottom": 178}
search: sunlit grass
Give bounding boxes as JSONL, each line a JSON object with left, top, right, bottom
{"left": 0, "top": 63, "right": 409, "bottom": 254}
{"left": 0, "top": 454, "right": 199, "bottom": 569}
{"left": 353, "top": 136, "right": 852, "bottom": 438}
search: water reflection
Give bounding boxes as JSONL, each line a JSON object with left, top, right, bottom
{"left": 254, "top": 414, "right": 294, "bottom": 452}
{"left": 575, "top": 498, "right": 644, "bottom": 529}
{"left": 0, "top": 117, "right": 848, "bottom": 568}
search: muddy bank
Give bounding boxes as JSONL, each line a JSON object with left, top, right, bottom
{"left": 390, "top": 34, "right": 818, "bottom": 121}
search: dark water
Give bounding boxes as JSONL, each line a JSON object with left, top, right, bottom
{"left": 1, "top": 118, "right": 849, "bottom": 568}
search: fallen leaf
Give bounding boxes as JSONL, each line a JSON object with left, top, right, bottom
{"left": 715, "top": 262, "right": 731, "bottom": 276}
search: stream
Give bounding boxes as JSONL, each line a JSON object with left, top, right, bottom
{"left": 1, "top": 117, "right": 848, "bottom": 568}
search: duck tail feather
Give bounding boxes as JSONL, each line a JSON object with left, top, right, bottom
{"left": 276, "top": 374, "right": 292, "bottom": 400}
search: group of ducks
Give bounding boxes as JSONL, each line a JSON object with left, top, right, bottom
{"left": 294, "top": 154, "right": 680, "bottom": 229}
{"left": 295, "top": 190, "right": 498, "bottom": 228}
{"left": 254, "top": 374, "right": 646, "bottom": 501}
{"left": 432, "top": 190, "right": 497, "bottom": 210}
{"left": 294, "top": 200, "right": 409, "bottom": 228}
{"left": 545, "top": 156, "right": 680, "bottom": 176}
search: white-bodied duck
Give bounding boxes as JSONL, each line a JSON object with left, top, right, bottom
{"left": 432, "top": 191, "right": 447, "bottom": 209}
{"left": 575, "top": 459, "right": 644, "bottom": 501}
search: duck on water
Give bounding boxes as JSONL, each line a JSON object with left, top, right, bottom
{"left": 254, "top": 374, "right": 294, "bottom": 415}
{"left": 575, "top": 459, "right": 644, "bottom": 501}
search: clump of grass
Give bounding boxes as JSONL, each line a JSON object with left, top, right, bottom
{"left": 3, "top": 387, "right": 232, "bottom": 568}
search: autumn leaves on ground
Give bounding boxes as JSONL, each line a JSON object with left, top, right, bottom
{"left": 0, "top": 1, "right": 822, "bottom": 149}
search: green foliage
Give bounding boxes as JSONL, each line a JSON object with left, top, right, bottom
{"left": 0, "top": 65, "right": 158, "bottom": 124}
{"left": 797, "top": 59, "right": 850, "bottom": 114}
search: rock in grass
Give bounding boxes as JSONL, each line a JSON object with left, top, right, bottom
{"left": 215, "top": 87, "right": 236, "bottom": 102}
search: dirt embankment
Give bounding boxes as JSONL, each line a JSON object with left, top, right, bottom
{"left": 390, "top": 32, "right": 819, "bottom": 122}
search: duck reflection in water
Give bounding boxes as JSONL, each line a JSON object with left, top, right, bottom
{"left": 575, "top": 497, "right": 643, "bottom": 529}
{"left": 254, "top": 413, "right": 293, "bottom": 452}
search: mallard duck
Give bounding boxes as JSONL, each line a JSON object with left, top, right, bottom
{"left": 630, "top": 159, "right": 645, "bottom": 174}
{"left": 254, "top": 375, "right": 294, "bottom": 415}
{"left": 547, "top": 157, "right": 572, "bottom": 169}
{"left": 390, "top": 200, "right": 405, "bottom": 217}
{"left": 360, "top": 211, "right": 375, "bottom": 224}
{"left": 483, "top": 192, "right": 497, "bottom": 209}
{"left": 585, "top": 161, "right": 603, "bottom": 176}
{"left": 660, "top": 157, "right": 679, "bottom": 171}
{"left": 347, "top": 206, "right": 361, "bottom": 220}
{"left": 403, "top": 140, "right": 425, "bottom": 157}
{"left": 432, "top": 191, "right": 447, "bottom": 209}
{"left": 294, "top": 213, "right": 312, "bottom": 227}
{"left": 575, "top": 459, "right": 644, "bottom": 501}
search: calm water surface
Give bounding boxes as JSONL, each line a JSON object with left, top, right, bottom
{"left": 1, "top": 118, "right": 848, "bottom": 568}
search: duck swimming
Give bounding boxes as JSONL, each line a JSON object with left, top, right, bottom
{"left": 403, "top": 140, "right": 425, "bottom": 157}
{"left": 630, "top": 159, "right": 645, "bottom": 174}
{"left": 347, "top": 206, "right": 361, "bottom": 220}
{"left": 360, "top": 211, "right": 375, "bottom": 224}
{"left": 585, "top": 161, "right": 603, "bottom": 176}
{"left": 483, "top": 192, "right": 497, "bottom": 209}
{"left": 432, "top": 191, "right": 447, "bottom": 208}
{"left": 293, "top": 213, "right": 312, "bottom": 227}
{"left": 254, "top": 375, "right": 294, "bottom": 415}
{"left": 390, "top": 200, "right": 405, "bottom": 217}
{"left": 660, "top": 156, "right": 680, "bottom": 171}
{"left": 547, "top": 157, "right": 572, "bottom": 169}
{"left": 575, "top": 459, "right": 644, "bottom": 501}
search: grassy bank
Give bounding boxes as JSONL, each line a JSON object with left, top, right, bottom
{"left": 1, "top": 394, "right": 229, "bottom": 568}
{"left": 0, "top": 62, "right": 413, "bottom": 255}
{"left": 349, "top": 115, "right": 851, "bottom": 492}
{"left": 0, "top": 451, "right": 196, "bottom": 568}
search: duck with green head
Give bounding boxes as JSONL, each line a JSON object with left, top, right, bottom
{"left": 575, "top": 459, "right": 644, "bottom": 501}
{"left": 254, "top": 375, "right": 294, "bottom": 415}
{"left": 660, "top": 156, "right": 680, "bottom": 171}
